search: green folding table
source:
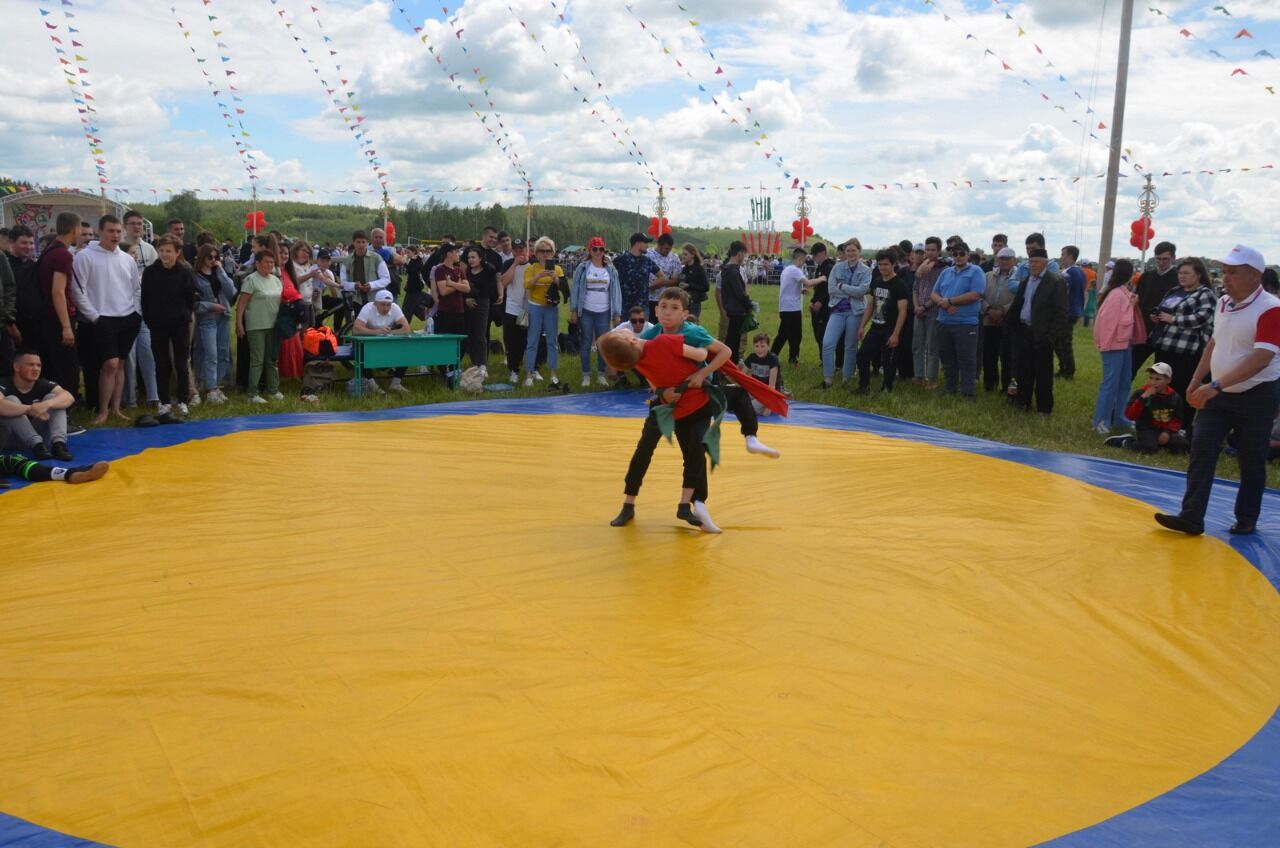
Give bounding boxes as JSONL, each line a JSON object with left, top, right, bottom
{"left": 344, "top": 333, "right": 467, "bottom": 397}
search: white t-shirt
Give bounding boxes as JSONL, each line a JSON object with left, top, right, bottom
{"left": 504, "top": 262, "right": 528, "bottom": 316}
{"left": 582, "top": 264, "right": 611, "bottom": 313}
{"left": 1210, "top": 286, "right": 1280, "bottom": 393}
{"left": 610, "top": 319, "right": 654, "bottom": 337}
{"left": 355, "top": 302, "right": 406, "bottom": 330}
{"left": 779, "top": 265, "right": 807, "bottom": 312}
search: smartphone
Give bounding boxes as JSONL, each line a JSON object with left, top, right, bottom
{"left": 543, "top": 259, "right": 555, "bottom": 271}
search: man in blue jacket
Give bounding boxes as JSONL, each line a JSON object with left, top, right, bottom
{"left": 930, "top": 241, "right": 986, "bottom": 398}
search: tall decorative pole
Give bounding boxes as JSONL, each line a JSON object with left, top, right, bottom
{"left": 525, "top": 186, "right": 533, "bottom": 246}
{"left": 251, "top": 183, "right": 259, "bottom": 236}
{"left": 654, "top": 185, "right": 667, "bottom": 229}
{"left": 1137, "top": 174, "right": 1158, "bottom": 266}
{"left": 795, "top": 186, "right": 811, "bottom": 248}
{"left": 381, "top": 189, "right": 391, "bottom": 235}
{"left": 1098, "top": 0, "right": 1136, "bottom": 270}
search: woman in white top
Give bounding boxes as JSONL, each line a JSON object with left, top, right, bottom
{"left": 569, "top": 236, "right": 622, "bottom": 387}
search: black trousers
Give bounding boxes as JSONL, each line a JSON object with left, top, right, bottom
{"left": 981, "top": 324, "right": 1010, "bottom": 391}
{"left": 673, "top": 402, "right": 714, "bottom": 503}
{"left": 75, "top": 320, "right": 100, "bottom": 410}
{"left": 1131, "top": 340, "right": 1156, "bottom": 376}
{"left": 465, "top": 300, "right": 491, "bottom": 367}
{"left": 771, "top": 310, "right": 803, "bottom": 363}
{"left": 1054, "top": 317, "right": 1079, "bottom": 377}
{"left": 857, "top": 326, "right": 899, "bottom": 391}
{"left": 1153, "top": 347, "right": 1205, "bottom": 432}
{"left": 1014, "top": 325, "right": 1056, "bottom": 413}
{"left": 150, "top": 319, "right": 192, "bottom": 404}
{"left": 0, "top": 329, "right": 13, "bottom": 379}
{"left": 624, "top": 397, "right": 717, "bottom": 501}
{"left": 500, "top": 313, "right": 545, "bottom": 372}
{"left": 720, "top": 385, "right": 758, "bottom": 437}
{"left": 895, "top": 315, "right": 914, "bottom": 379}
{"left": 36, "top": 320, "right": 82, "bottom": 404}
{"left": 1179, "top": 380, "right": 1279, "bottom": 527}
{"left": 1132, "top": 426, "right": 1190, "bottom": 454}
{"left": 725, "top": 314, "right": 746, "bottom": 363}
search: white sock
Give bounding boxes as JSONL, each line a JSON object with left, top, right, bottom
{"left": 745, "top": 435, "right": 780, "bottom": 458}
{"left": 692, "top": 501, "right": 721, "bottom": 534}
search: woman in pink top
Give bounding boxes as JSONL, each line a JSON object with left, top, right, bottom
{"left": 1091, "top": 258, "right": 1147, "bottom": 433}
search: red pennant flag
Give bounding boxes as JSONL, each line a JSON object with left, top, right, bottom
{"left": 1235, "top": 28, "right": 1253, "bottom": 39}
{"left": 1002, "top": 62, "right": 1012, "bottom": 70}
{"left": 1231, "top": 68, "right": 1249, "bottom": 76}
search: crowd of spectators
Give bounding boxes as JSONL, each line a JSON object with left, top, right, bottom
{"left": 2, "top": 215, "right": 1278, "bottom": 532}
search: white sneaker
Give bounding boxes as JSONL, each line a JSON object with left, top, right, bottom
{"left": 508, "top": 370, "right": 519, "bottom": 384}
{"left": 207, "top": 389, "right": 227, "bottom": 405}
{"left": 176, "top": 402, "right": 189, "bottom": 416}
{"left": 533, "top": 372, "right": 544, "bottom": 382}
{"left": 249, "top": 395, "right": 268, "bottom": 405}
{"left": 745, "top": 435, "right": 780, "bottom": 458}
{"left": 480, "top": 365, "right": 488, "bottom": 377}
{"left": 692, "top": 501, "right": 722, "bottom": 534}
{"left": 549, "top": 376, "right": 559, "bottom": 386}
{"left": 388, "top": 379, "right": 409, "bottom": 394}
{"left": 581, "top": 376, "right": 592, "bottom": 388}
{"left": 365, "top": 378, "right": 385, "bottom": 396}
{"left": 523, "top": 375, "right": 534, "bottom": 387}
{"left": 1094, "top": 422, "right": 1111, "bottom": 435}
{"left": 597, "top": 374, "right": 610, "bottom": 386}
{"left": 188, "top": 393, "right": 202, "bottom": 407}
{"left": 156, "top": 403, "right": 172, "bottom": 416}
{"left": 269, "top": 392, "right": 285, "bottom": 401}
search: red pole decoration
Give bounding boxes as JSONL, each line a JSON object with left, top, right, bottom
{"left": 244, "top": 210, "right": 267, "bottom": 232}
{"left": 1128, "top": 217, "right": 1154, "bottom": 250}
{"left": 385, "top": 220, "right": 397, "bottom": 245}
{"left": 790, "top": 218, "right": 813, "bottom": 244}
{"left": 646, "top": 216, "right": 671, "bottom": 237}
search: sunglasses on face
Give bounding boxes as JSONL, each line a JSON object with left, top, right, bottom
{"left": 590, "top": 247, "right": 604, "bottom": 253}
{"left": 949, "top": 250, "right": 967, "bottom": 257}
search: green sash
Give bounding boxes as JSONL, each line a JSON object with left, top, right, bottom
{"left": 650, "top": 383, "right": 727, "bottom": 471}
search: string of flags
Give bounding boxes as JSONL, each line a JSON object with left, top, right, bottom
{"left": 267, "top": 0, "right": 388, "bottom": 190}
{"left": 989, "top": 0, "right": 1089, "bottom": 107}
{"left": 167, "top": 3, "right": 259, "bottom": 183}
{"left": 523, "top": 1, "right": 660, "bottom": 187}
{"left": 394, "top": 4, "right": 532, "bottom": 186}
{"left": 442, "top": 5, "right": 530, "bottom": 184}
{"left": 192, "top": 0, "right": 261, "bottom": 181}
{"left": 619, "top": 2, "right": 796, "bottom": 181}
{"left": 923, "top": 0, "right": 1143, "bottom": 174}
{"left": 672, "top": 2, "right": 790, "bottom": 177}
{"left": 38, "top": 2, "right": 109, "bottom": 185}
{"left": 1146, "top": 4, "right": 1277, "bottom": 96}
{"left": 6, "top": 164, "right": 1273, "bottom": 200}
{"left": 304, "top": 1, "right": 390, "bottom": 188}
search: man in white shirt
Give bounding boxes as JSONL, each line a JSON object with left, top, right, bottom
{"left": 645, "top": 234, "right": 679, "bottom": 323}
{"left": 1156, "top": 244, "right": 1280, "bottom": 536}
{"left": 352, "top": 289, "right": 410, "bottom": 394}
{"left": 71, "top": 215, "right": 142, "bottom": 425}
{"left": 773, "top": 247, "right": 816, "bottom": 365}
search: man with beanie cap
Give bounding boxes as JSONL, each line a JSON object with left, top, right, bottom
{"left": 1157, "top": 244, "right": 1280, "bottom": 536}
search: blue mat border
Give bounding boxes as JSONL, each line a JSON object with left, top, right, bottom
{"left": 3, "top": 392, "right": 1276, "bottom": 847}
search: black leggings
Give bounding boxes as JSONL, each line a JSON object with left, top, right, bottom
{"left": 150, "top": 319, "right": 191, "bottom": 404}
{"left": 771, "top": 311, "right": 803, "bottom": 363}
{"left": 724, "top": 314, "right": 746, "bottom": 363}
{"left": 465, "top": 300, "right": 491, "bottom": 367}
{"left": 857, "top": 327, "right": 899, "bottom": 391}
{"left": 720, "top": 385, "right": 758, "bottom": 437}
{"left": 1, "top": 453, "right": 65, "bottom": 483}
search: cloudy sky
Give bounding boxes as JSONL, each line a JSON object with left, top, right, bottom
{"left": 3, "top": 0, "right": 1279, "bottom": 258}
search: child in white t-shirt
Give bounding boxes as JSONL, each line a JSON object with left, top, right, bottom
{"left": 608, "top": 306, "right": 654, "bottom": 385}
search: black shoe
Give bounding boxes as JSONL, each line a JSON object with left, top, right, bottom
{"left": 31, "top": 442, "right": 52, "bottom": 461}
{"left": 51, "top": 441, "right": 73, "bottom": 462}
{"left": 1104, "top": 435, "right": 1135, "bottom": 449}
{"left": 610, "top": 504, "right": 635, "bottom": 527}
{"left": 1229, "top": 521, "right": 1257, "bottom": 535}
{"left": 676, "top": 503, "right": 702, "bottom": 527}
{"left": 1155, "top": 513, "right": 1204, "bottom": 536}
{"left": 65, "top": 423, "right": 88, "bottom": 437}
{"left": 852, "top": 385, "right": 870, "bottom": 395}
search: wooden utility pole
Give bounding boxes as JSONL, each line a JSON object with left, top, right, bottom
{"left": 1098, "top": 0, "right": 1135, "bottom": 270}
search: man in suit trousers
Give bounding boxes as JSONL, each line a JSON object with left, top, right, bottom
{"left": 1007, "top": 247, "right": 1069, "bottom": 414}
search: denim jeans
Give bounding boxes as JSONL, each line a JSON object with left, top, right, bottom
{"left": 936, "top": 323, "right": 979, "bottom": 396}
{"left": 194, "top": 319, "right": 221, "bottom": 391}
{"left": 1091, "top": 349, "right": 1133, "bottom": 428}
{"left": 1178, "top": 380, "right": 1279, "bottom": 527}
{"left": 577, "top": 309, "right": 611, "bottom": 375}
{"left": 912, "top": 313, "right": 939, "bottom": 381}
{"left": 124, "top": 319, "right": 158, "bottom": 406}
{"left": 821, "top": 309, "right": 862, "bottom": 381}
{"left": 524, "top": 303, "right": 559, "bottom": 373}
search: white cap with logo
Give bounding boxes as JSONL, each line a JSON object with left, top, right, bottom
{"left": 1218, "top": 244, "right": 1266, "bottom": 272}
{"left": 1147, "top": 362, "right": 1173, "bottom": 379}
{"left": 996, "top": 247, "right": 1017, "bottom": 259}
{"left": 374, "top": 290, "right": 395, "bottom": 303}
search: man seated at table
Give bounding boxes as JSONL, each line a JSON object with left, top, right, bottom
{"left": 351, "top": 289, "right": 411, "bottom": 394}
{"left": 0, "top": 349, "right": 76, "bottom": 461}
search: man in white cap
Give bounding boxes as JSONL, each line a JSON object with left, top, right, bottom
{"left": 1156, "top": 244, "right": 1280, "bottom": 536}
{"left": 352, "top": 289, "right": 410, "bottom": 394}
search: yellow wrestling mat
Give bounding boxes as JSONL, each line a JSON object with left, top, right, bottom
{"left": 1, "top": 413, "right": 1278, "bottom": 847}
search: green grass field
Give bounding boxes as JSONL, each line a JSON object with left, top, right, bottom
{"left": 107, "top": 283, "right": 1277, "bottom": 488}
